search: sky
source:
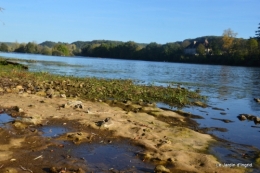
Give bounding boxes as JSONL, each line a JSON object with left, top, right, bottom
{"left": 0, "top": 0, "right": 260, "bottom": 44}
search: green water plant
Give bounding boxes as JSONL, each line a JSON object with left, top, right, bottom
{"left": 0, "top": 62, "right": 207, "bottom": 108}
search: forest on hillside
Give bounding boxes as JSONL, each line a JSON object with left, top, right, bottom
{"left": 1, "top": 27, "right": 260, "bottom": 66}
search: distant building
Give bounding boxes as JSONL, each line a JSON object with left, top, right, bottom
{"left": 184, "top": 39, "right": 211, "bottom": 55}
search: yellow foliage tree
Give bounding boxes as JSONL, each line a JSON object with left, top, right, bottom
{"left": 222, "top": 28, "right": 237, "bottom": 54}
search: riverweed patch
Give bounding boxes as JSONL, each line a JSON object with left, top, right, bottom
{"left": 0, "top": 63, "right": 207, "bottom": 108}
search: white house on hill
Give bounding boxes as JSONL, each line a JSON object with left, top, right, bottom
{"left": 184, "top": 39, "right": 211, "bottom": 55}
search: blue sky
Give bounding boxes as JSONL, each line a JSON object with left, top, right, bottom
{"left": 0, "top": 0, "right": 260, "bottom": 44}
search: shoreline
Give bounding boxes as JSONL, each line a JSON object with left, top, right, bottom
{"left": 0, "top": 92, "right": 248, "bottom": 172}
{"left": 0, "top": 63, "right": 258, "bottom": 172}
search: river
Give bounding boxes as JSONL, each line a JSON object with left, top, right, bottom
{"left": 1, "top": 52, "right": 260, "bottom": 150}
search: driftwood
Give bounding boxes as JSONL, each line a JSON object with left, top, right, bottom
{"left": 0, "top": 60, "right": 28, "bottom": 70}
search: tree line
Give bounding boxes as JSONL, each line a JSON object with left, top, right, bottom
{"left": 1, "top": 27, "right": 260, "bottom": 66}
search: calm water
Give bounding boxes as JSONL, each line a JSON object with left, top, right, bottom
{"left": 1, "top": 52, "right": 260, "bottom": 149}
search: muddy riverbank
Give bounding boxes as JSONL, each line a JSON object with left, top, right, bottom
{"left": 0, "top": 90, "right": 252, "bottom": 173}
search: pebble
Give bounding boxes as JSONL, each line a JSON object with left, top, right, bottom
{"left": 154, "top": 165, "right": 170, "bottom": 173}
{"left": 254, "top": 117, "right": 260, "bottom": 124}
{"left": 254, "top": 98, "right": 260, "bottom": 102}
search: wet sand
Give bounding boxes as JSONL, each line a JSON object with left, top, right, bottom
{"left": 0, "top": 91, "right": 249, "bottom": 173}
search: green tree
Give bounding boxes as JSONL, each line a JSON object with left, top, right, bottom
{"left": 52, "top": 44, "right": 69, "bottom": 56}
{"left": 196, "top": 44, "right": 205, "bottom": 55}
{"left": 25, "top": 42, "right": 38, "bottom": 53}
{"left": 161, "top": 43, "right": 181, "bottom": 61}
{"left": 222, "top": 28, "right": 237, "bottom": 54}
{"left": 118, "top": 41, "right": 140, "bottom": 58}
{"left": 255, "top": 23, "right": 260, "bottom": 41}
{"left": 14, "top": 44, "right": 26, "bottom": 53}
{"left": 81, "top": 43, "right": 100, "bottom": 56}
{"left": 145, "top": 42, "right": 161, "bottom": 61}
{"left": 247, "top": 38, "right": 258, "bottom": 54}
{"left": 41, "top": 46, "right": 52, "bottom": 55}
{"left": 181, "top": 40, "right": 190, "bottom": 49}
{"left": 0, "top": 43, "right": 9, "bottom": 52}
{"left": 209, "top": 38, "right": 222, "bottom": 55}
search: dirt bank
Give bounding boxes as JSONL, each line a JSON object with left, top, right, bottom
{"left": 0, "top": 91, "right": 247, "bottom": 173}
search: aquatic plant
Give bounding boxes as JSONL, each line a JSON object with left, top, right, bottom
{"left": 0, "top": 61, "right": 206, "bottom": 108}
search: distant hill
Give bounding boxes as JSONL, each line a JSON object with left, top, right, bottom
{"left": 72, "top": 40, "right": 148, "bottom": 49}
{"left": 183, "top": 36, "right": 222, "bottom": 43}
{"left": 39, "top": 41, "right": 57, "bottom": 48}
{"left": 72, "top": 40, "right": 124, "bottom": 49}
{"left": 0, "top": 42, "right": 16, "bottom": 47}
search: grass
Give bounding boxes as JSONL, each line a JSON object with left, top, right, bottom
{"left": 0, "top": 60, "right": 207, "bottom": 108}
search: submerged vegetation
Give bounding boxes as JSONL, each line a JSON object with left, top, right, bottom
{"left": 0, "top": 61, "right": 206, "bottom": 108}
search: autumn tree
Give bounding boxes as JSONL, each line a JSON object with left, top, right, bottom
{"left": 222, "top": 28, "right": 237, "bottom": 54}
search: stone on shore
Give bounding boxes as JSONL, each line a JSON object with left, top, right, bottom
{"left": 254, "top": 116, "right": 260, "bottom": 124}
{"left": 254, "top": 98, "right": 260, "bottom": 102}
{"left": 154, "top": 165, "right": 170, "bottom": 173}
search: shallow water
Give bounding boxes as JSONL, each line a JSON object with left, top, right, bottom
{"left": 1, "top": 52, "right": 260, "bottom": 149}
{"left": 40, "top": 125, "right": 69, "bottom": 137}
{"left": 0, "top": 113, "right": 14, "bottom": 127}
{"left": 70, "top": 141, "right": 154, "bottom": 172}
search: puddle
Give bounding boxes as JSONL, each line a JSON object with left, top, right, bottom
{"left": 0, "top": 113, "right": 14, "bottom": 127}
{"left": 40, "top": 125, "right": 69, "bottom": 137}
{"left": 70, "top": 142, "right": 155, "bottom": 172}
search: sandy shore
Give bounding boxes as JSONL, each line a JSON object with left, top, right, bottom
{"left": 0, "top": 92, "right": 245, "bottom": 173}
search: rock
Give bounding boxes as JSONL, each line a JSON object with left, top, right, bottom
{"left": 254, "top": 98, "right": 260, "bottom": 102}
{"left": 211, "top": 118, "right": 234, "bottom": 123}
{"left": 0, "top": 87, "right": 4, "bottom": 92}
{"left": 16, "top": 85, "right": 23, "bottom": 90}
{"left": 36, "top": 90, "right": 47, "bottom": 96}
{"left": 1, "top": 167, "right": 18, "bottom": 173}
{"left": 13, "top": 106, "right": 24, "bottom": 112}
{"left": 65, "top": 100, "right": 84, "bottom": 109}
{"left": 5, "top": 88, "right": 12, "bottom": 93}
{"left": 76, "top": 168, "right": 85, "bottom": 173}
{"left": 79, "top": 83, "right": 84, "bottom": 88}
{"left": 194, "top": 101, "right": 207, "bottom": 107}
{"left": 237, "top": 114, "right": 247, "bottom": 121}
{"left": 254, "top": 116, "right": 260, "bottom": 124}
{"left": 67, "top": 133, "right": 83, "bottom": 140}
{"left": 60, "top": 94, "right": 66, "bottom": 98}
{"left": 50, "top": 167, "right": 58, "bottom": 173}
{"left": 154, "top": 165, "right": 170, "bottom": 173}
{"left": 20, "top": 114, "right": 42, "bottom": 125}
{"left": 46, "top": 88, "right": 54, "bottom": 96}
{"left": 95, "top": 117, "right": 113, "bottom": 127}
{"left": 256, "top": 157, "right": 260, "bottom": 165}
{"left": 62, "top": 104, "right": 70, "bottom": 108}
{"left": 13, "top": 121, "right": 28, "bottom": 129}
